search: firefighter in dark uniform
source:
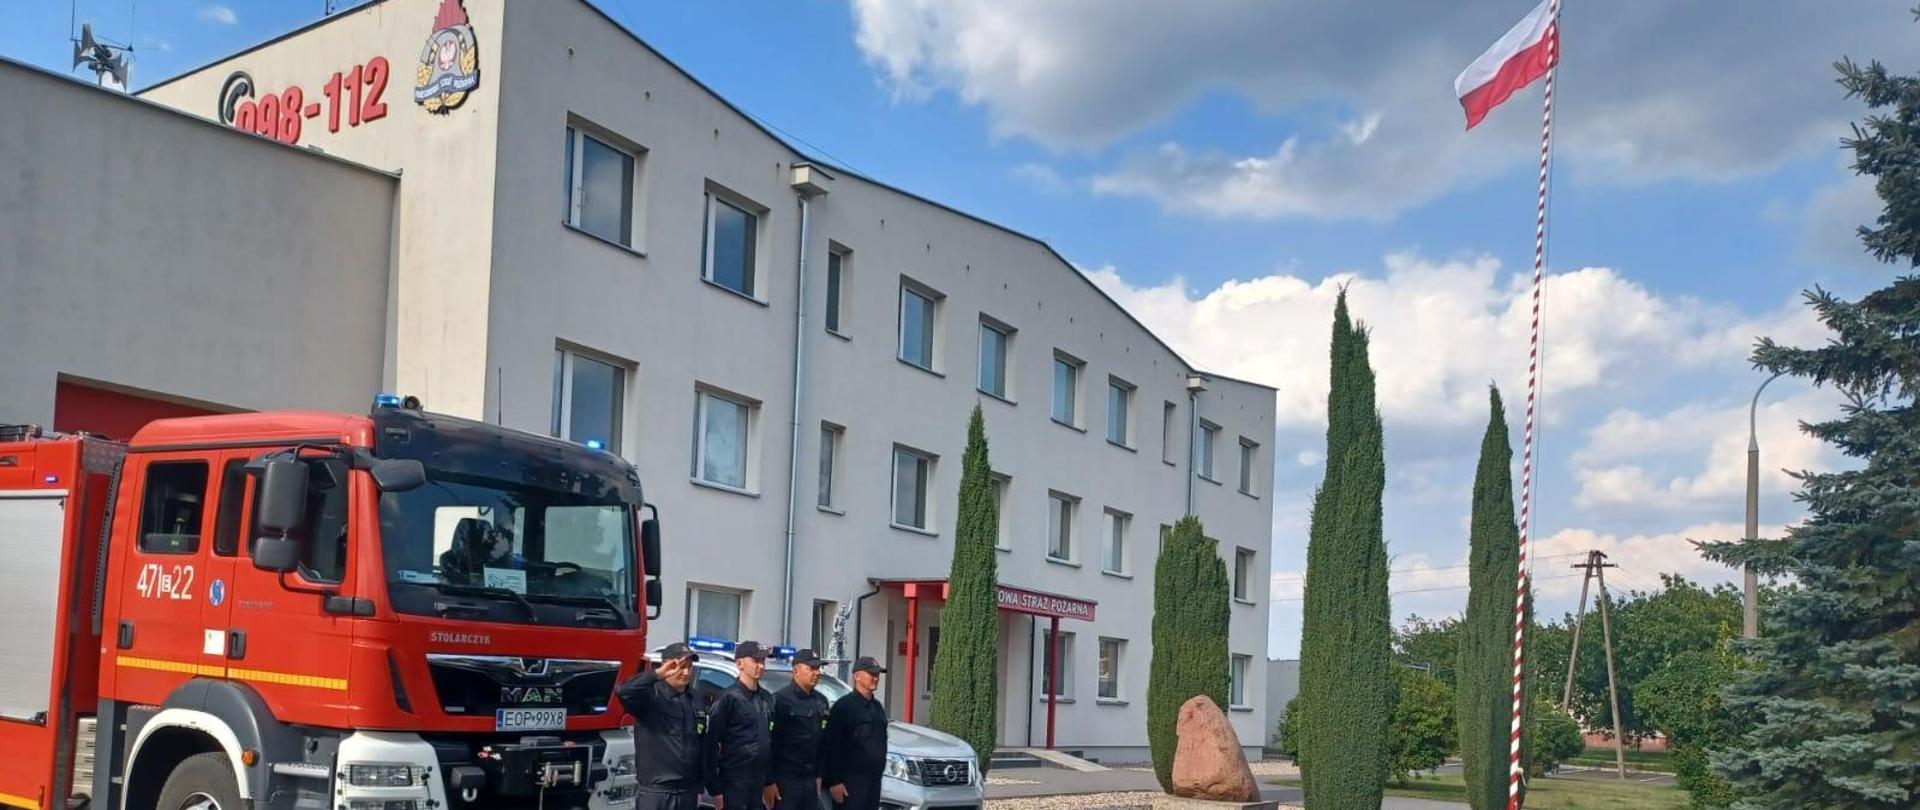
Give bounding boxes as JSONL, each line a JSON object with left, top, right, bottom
{"left": 821, "top": 657, "right": 889, "bottom": 810}
{"left": 706, "top": 641, "right": 776, "bottom": 810}
{"left": 766, "top": 649, "right": 831, "bottom": 810}
{"left": 615, "top": 642, "right": 707, "bottom": 810}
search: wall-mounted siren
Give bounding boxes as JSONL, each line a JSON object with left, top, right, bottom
{"left": 72, "top": 22, "right": 132, "bottom": 89}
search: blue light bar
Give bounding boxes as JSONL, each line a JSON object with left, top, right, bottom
{"left": 772, "top": 646, "right": 798, "bottom": 660}
{"left": 585, "top": 439, "right": 605, "bottom": 450}
{"left": 688, "top": 637, "right": 733, "bottom": 652}
{"left": 373, "top": 393, "right": 403, "bottom": 409}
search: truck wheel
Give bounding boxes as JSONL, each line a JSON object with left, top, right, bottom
{"left": 154, "top": 752, "right": 242, "bottom": 810}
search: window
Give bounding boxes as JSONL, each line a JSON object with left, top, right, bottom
{"left": 1234, "top": 547, "right": 1256, "bottom": 602}
{"left": 1196, "top": 421, "right": 1219, "bottom": 480}
{"left": 564, "top": 125, "right": 636, "bottom": 246}
{"left": 1159, "top": 523, "right": 1171, "bottom": 555}
{"left": 1048, "top": 492, "right": 1078, "bottom": 561}
{"left": 690, "top": 586, "right": 743, "bottom": 640}
{"left": 1239, "top": 438, "right": 1260, "bottom": 495}
{"left": 818, "top": 423, "right": 843, "bottom": 509}
{"left": 825, "top": 248, "right": 849, "bottom": 334}
{"left": 551, "top": 348, "right": 627, "bottom": 451}
{"left": 892, "top": 446, "right": 935, "bottom": 531}
{"left": 899, "top": 283, "right": 939, "bottom": 371}
{"left": 139, "top": 460, "right": 208, "bottom": 554}
{"left": 1042, "top": 631, "right": 1075, "bottom": 699}
{"left": 1052, "top": 354, "right": 1082, "bottom": 426}
{"left": 694, "top": 389, "right": 755, "bottom": 491}
{"left": 990, "top": 474, "right": 1011, "bottom": 551}
{"left": 212, "top": 459, "right": 248, "bottom": 557}
{"left": 258, "top": 457, "right": 350, "bottom": 583}
{"left": 703, "top": 193, "right": 759, "bottom": 297}
{"left": 1102, "top": 509, "right": 1130, "bottom": 574}
{"left": 978, "top": 319, "right": 1012, "bottom": 398}
{"left": 1161, "top": 402, "right": 1177, "bottom": 464}
{"left": 1107, "top": 377, "right": 1133, "bottom": 446}
{"left": 1098, "top": 638, "right": 1125, "bottom": 700}
{"left": 1230, "top": 654, "right": 1252, "bottom": 707}
{"left": 811, "top": 600, "right": 839, "bottom": 653}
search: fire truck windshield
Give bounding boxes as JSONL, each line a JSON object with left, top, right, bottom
{"left": 378, "top": 471, "right": 639, "bottom": 629}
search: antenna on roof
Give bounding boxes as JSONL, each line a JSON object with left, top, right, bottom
{"left": 71, "top": 21, "right": 133, "bottom": 89}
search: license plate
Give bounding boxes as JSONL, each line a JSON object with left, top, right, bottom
{"left": 495, "top": 708, "right": 567, "bottom": 732}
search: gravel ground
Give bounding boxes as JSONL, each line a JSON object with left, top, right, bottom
{"left": 985, "top": 791, "right": 1161, "bottom": 810}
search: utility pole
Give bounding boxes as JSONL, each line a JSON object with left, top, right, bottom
{"left": 1569, "top": 550, "right": 1627, "bottom": 780}
{"left": 1560, "top": 559, "right": 1594, "bottom": 709}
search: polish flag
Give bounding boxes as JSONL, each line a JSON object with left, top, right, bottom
{"left": 1454, "top": 0, "right": 1559, "bottom": 130}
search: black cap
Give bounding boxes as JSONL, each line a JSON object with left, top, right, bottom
{"left": 735, "top": 640, "right": 770, "bottom": 661}
{"left": 853, "top": 656, "right": 887, "bottom": 675}
{"left": 658, "top": 642, "right": 700, "bottom": 662}
{"left": 790, "top": 648, "right": 824, "bottom": 668}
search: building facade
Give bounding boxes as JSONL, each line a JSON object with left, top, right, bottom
{"left": 5, "top": 0, "right": 1278, "bottom": 759}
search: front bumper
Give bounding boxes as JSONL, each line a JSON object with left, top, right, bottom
{"left": 333, "top": 729, "right": 638, "bottom": 810}
{"left": 879, "top": 777, "right": 985, "bottom": 810}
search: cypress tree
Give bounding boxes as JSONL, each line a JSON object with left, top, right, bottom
{"left": 928, "top": 405, "right": 1001, "bottom": 771}
{"left": 1298, "top": 291, "right": 1392, "bottom": 809}
{"left": 1146, "top": 515, "right": 1231, "bottom": 791}
{"left": 1458, "top": 387, "right": 1527, "bottom": 809}
{"left": 1699, "top": 21, "right": 1920, "bottom": 806}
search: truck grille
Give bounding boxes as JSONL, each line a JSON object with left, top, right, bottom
{"left": 918, "top": 758, "right": 972, "bottom": 787}
{"left": 425, "top": 655, "right": 619, "bottom": 717}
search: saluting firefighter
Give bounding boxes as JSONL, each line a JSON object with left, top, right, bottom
{"left": 821, "top": 657, "right": 890, "bottom": 810}
{"left": 765, "top": 649, "right": 831, "bottom": 810}
{"left": 706, "top": 641, "right": 777, "bottom": 810}
{"left": 615, "top": 642, "right": 708, "bottom": 810}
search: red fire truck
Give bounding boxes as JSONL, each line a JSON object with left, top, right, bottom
{"left": 0, "top": 399, "right": 662, "bottom": 810}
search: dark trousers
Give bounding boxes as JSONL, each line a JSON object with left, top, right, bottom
{"left": 829, "top": 775, "right": 881, "bottom": 810}
{"left": 635, "top": 788, "right": 700, "bottom": 810}
{"left": 719, "top": 781, "right": 770, "bottom": 810}
{"left": 772, "top": 776, "right": 821, "bottom": 810}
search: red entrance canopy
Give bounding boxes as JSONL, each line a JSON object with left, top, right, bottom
{"left": 874, "top": 578, "right": 1094, "bottom": 749}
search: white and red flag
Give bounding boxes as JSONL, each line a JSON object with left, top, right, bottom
{"left": 1454, "top": 0, "right": 1559, "bottom": 129}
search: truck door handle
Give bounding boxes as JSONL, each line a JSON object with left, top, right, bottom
{"left": 227, "top": 630, "right": 247, "bottom": 660}
{"left": 117, "top": 620, "right": 134, "bottom": 649}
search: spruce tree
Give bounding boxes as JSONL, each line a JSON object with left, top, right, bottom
{"left": 1458, "top": 387, "right": 1527, "bottom": 809}
{"left": 1146, "top": 515, "right": 1232, "bottom": 791}
{"left": 1298, "top": 291, "right": 1392, "bottom": 809}
{"left": 928, "top": 405, "right": 1000, "bottom": 772}
{"left": 1701, "top": 18, "right": 1920, "bottom": 805}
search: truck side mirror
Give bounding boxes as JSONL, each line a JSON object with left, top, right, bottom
{"left": 646, "top": 579, "right": 663, "bottom": 610}
{"left": 641, "top": 516, "right": 661, "bottom": 578}
{"left": 256, "top": 458, "right": 308, "bottom": 532}
{"left": 252, "top": 536, "right": 301, "bottom": 573}
{"left": 370, "top": 458, "right": 426, "bottom": 492}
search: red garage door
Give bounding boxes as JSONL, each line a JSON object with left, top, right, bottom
{"left": 53, "top": 380, "right": 226, "bottom": 442}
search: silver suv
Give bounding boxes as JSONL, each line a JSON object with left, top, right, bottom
{"left": 652, "top": 651, "right": 984, "bottom": 810}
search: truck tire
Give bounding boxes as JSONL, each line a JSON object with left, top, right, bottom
{"left": 154, "top": 752, "right": 242, "bottom": 810}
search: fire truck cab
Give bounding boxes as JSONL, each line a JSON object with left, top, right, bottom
{"left": 0, "top": 401, "right": 661, "bottom": 810}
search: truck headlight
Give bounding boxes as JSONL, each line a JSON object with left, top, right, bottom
{"left": 345, "top": 802, "right": 419, "bottom": 810}
{"left": 883, "top": 753, "right": 921, "bottom": 785}
{"left": 345, "top": 763, "right": 428, "bottom": 787}
{"left": 610, "top": 753, "right": 637, "bottom": 778}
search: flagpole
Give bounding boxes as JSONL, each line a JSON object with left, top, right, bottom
{"left": 1509, "top": 1, "right": 1559, "bottom": 808}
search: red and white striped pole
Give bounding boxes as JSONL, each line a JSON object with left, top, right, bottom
{"left": 1509, "top": 1, "right": 1559, "bottom": 808}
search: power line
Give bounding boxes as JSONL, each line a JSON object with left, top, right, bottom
{"left": 1271, "top": 570, "right": 1583, "bottom": 602}
{"left": 1269, "top": 550, "right": 1587, "bottom": 583}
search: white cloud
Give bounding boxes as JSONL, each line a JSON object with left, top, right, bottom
{"left": 1801, "top": 173, "right": 1885, "bottom": 270}
{"left": 1530, "top": 521, "right": 1771, "bottom": 607}
{"left": 1571, "top": 389, "right": 1842, "bottom": 513}
{"left": 851, "top": 0, "right": 1912, "bottom": 220}
{"left": 197, "top": 4, "right": 237, "bottom": 25}
{"left": 1295, "top": 449, "right": 1322, "bottom": 467}
{"left": 1010, "top": 161, "right": 1067, "bottom": 193}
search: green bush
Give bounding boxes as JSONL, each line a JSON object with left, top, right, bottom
{"left": 1529, "top": 699, "right": 1583, "bottom": 776}
{"left": 1278, "top": 695, "right": 1302, "bottom": 762}
{"left": 1386, "top": 668, "right": 1457, "bottom": 785}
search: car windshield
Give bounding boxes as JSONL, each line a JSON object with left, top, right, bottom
{"left": 378, "top": 469, "right": 638, "bottom": 628}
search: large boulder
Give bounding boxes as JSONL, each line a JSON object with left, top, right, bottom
{"left": 1171, "top": 696, "right": 1260, "bottom": 802}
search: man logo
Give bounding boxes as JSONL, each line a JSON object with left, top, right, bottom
{"left": 501, "top": 686, "right": 565, "bottom": 705}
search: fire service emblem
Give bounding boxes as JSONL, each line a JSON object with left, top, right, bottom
{"left": 414, "top": 0, "right": 479, "bottom": 113}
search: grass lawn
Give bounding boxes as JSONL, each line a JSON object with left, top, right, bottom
{"left": 1567, "top": 747, "right": 1677, "bottom": 773}
{"left": 1268, "top": 773, "right": 1687, "bottom": 810}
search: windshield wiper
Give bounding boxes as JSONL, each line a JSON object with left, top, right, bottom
{"left": 429, "top": 583, "right": 541, "bottom": 624}
{"left": 523, "top": 592, "right": 627, "bottom": 624}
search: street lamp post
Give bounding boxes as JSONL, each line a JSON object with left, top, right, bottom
{"left": 1745, "top": 371, "right": 1785, "bottom": 639}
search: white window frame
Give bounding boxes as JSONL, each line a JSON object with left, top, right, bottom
{"left": 810, "top": 599, "right": 838, "bottom": 653}
{"left": 1041, "top": 630, "right": 1076, "bottom": 702}
{"left": 1234, "top": 546, "right": 1257, "bottom": 603}
{"left": 1229, "top": 654, "right": 1252, "bottom": 708}
{"left": 1102, "top": 508, "right": 1130, "bottom": 576}
{"left": 551, "top": 345, "right": 629, "bottom": 453}
{"left": 1097, "top": 637, "right": 1125, "bottom": 701}
{"left": 702, "top": 188, "right": 763, "bottom": 299}
{"left": 1239, "top": 438, "right": 1260, "bottom": 496}
{"left": 1196, "top": 420, "right": 1220, "bottom": 481}
{"left": 688, "top": 585, "right": 745, "bottom": 641}
{"left": 1107, "top": 376, "right": 1134, "bottom": 448}
{"left": 692, "top": 386, "right": 758, "bottom": 494}
{"left": 891, "top": 444, "right": 937, "bottom": 533}
{"left": 825, "top": 245, "right": 851, "bottom": 336}
{"left": 977, "top": 316, "right": 1015, "bottom": 401}
{"left": 1052, "top": 352, "right": 1084, "bottom": 428}
{"left": 991, "top": 473, "right": 1012, "bottom": 552}
{"left": 564, "top": 123, "right": 641, "bottom": 248}
{"left": 818, "top": 422, "right": 845, "bottom": 512}
{"left": 897, "top": 279, "right": 943, "bottom": 372}
{"left": 1047, "top": 491, "right": 1079, "bottom": 563}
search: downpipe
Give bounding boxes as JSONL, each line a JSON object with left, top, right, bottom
{"left": 780, "top": 191, "right": 815, "bottom": 642}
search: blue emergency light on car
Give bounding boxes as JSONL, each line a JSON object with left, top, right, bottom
{"left": 772, "top": 646, "right": 797, "bottom": 659}
{"left": 686, "top": 637, "right": 799, "bottom": 660}
{"left": 585, "top": 439, "right": 605, "bottom": 450}
{"left": 373, "top": 393, "right": 403, "bottom": 409}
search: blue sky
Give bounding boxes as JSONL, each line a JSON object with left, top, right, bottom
{"left": 8, "top": 0, "right": 1910, "bottom": 658}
